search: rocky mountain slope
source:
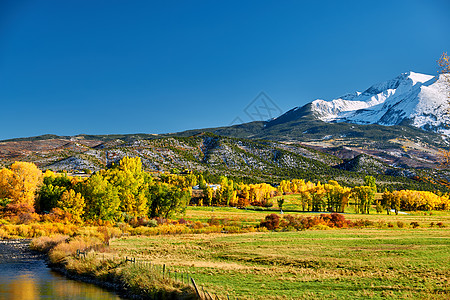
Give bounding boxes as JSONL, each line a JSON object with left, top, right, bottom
{"left": 271, "top": 72, "right": 450, "bottom": 134}
{"left": 0, "top": 133, "right": 448, "bottom": 192}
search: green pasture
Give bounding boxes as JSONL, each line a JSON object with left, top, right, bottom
{"left": 184, "top": 205, "right": 450, "bottom": 228}
{"left": 111, "top": 219, "right": 450, "bottom": 299}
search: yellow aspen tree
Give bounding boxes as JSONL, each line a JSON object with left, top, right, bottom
{"left": 324, "top": 180, "right": 350, "bottom": 213}
{"left": 106, "top": 156, "right": 148, "bottom": 218}
{"left": 299, "top": 184, "right": 312, "bottom": 211}
{"left": 58, "top": 189, "right": 85, "bottom": 223}
{"left": 0, "top": 168, "right": 15, "bottom": 199}
{"left": 311, "top": 182, "right": 326, "bottom": 212}
{"left": 9, "top": 162, "right": 43, "bottom": 207}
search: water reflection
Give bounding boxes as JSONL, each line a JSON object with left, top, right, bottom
{"left": 4, "top": 274, "right": 38, "bottom": 300}
{"left": 0, "top": 258, "right": 122, "bottom": 299}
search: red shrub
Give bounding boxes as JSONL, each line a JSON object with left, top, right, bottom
{"left": 178, "top": 218, "right": 188, "bottom": 225}
{"left": 320, "top": 213, "right": 349, "bottom": 228}
{"left": 410, "top": 222, "right": 420, "bottom": 228}
{"left": 260, "top": 214, "right": 280, "bottom": 230}
{"left": 279, "top": 214, "right": 354, "bottom": 230}
{"left": 237, "top": 197, "right": 250, "bottom": 207}
{"left": 5, "top": 203, "right": 35, "bottom": 216}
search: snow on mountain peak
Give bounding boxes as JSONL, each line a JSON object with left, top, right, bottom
{"left": 307, "top": 71, "right": 449, "bottom": 135}
{"left": 407, "top": 71, "right": 434, "bottom": 85}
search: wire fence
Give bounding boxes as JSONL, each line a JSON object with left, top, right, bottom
{"left": 76, "top": 246, "right": 238, "bottom": 300}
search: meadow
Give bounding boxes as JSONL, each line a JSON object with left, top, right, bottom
{"left": 107, "top": 207, "right": 450, "bottom": 299}
{"left": 23, "top": 205, "right": 450, "bottom": 299}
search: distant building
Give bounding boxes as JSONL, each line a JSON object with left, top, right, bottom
{"left": 192, "top": 184, "right": 221, "bottom": 191}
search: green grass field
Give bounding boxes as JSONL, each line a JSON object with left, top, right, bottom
{"left": 185, "top": 205, "right": 449, "bottom": 227}
{"left": 109, "top": 207, "right": 450, "bottom": 299}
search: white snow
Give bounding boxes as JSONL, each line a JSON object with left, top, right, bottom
{"left": 407, "top": 71, "right": 434, "bottom": 85}
{"left": 306, "top": 72, "right": 449, "bottom": 135}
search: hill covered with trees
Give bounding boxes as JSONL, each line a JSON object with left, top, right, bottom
{"left": 0, "top": 133, "right": 448, "bottom": 193}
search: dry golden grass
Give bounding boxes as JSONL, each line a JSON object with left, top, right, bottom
{"left": 48, "top": 235, "right": 103, "bottom": 264}
{"left": 29, "top": 234, "right": 69, "bottom": 252}
{"left": 0, "top": 222, "right": 78, "bottom": 238}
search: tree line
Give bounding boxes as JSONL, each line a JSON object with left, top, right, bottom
{"left": 0, "top": 157, "right": 191, "bottom": 223}
{"left": 1, "top": 159, "right": 448, "bottom": 224}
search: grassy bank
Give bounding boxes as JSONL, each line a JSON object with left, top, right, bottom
{"left": 30, "top": 231, "right": 197, "bottom": 299}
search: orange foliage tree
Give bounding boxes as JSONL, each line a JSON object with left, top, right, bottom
{"left": 0, "top": 162, "right": 42, "bottom": 212}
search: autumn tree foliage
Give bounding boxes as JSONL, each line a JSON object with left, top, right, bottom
{"left": 278, "top": 179, "right": 351, "bottom": 213}
{"left": 57, "top": 189, "right": 85, "bottom": 223}
{"left": 298, "top": 181, "right": 314, "bottom": 211}
{"left": 203, "top": 185, "right": 214, "bottom": 206}
{"left": 105, "top": 156, "right": 149, "bottom": 218}
{"left": 2, "top": 156, "right": 195, "bottom": 223}
{"left": 381, "top": 189, "right": 449, "bottom": 213}
{"left": 160, "top": 173, "right": 196, "bottom": 189}
{"left": 0, "top": 162, "right": 42, "bottom": 212}
{"left": 324, "top": 180, "right": 351, "bottom": 213}
{"left": 275, "top": 178, "right": 380, "bottom": 215}
{"left": 37, "top": 170, "right": 73, "bottom": 212}
{"left": 82, "top": 172, "right": 121, "bottom": 222}
{"left": 2, "top": 155, "right": 449, "bottom": 226}
{"left": 147, "top": 182, "right": 190, "bottom": 218}
{"left": 0, "top": 168, "right": 14, "bottom": 200}
{"left": 217, "top": 176, "right": 235, "bottom": 206}
{"left": 351, "top": 186, "right": 375, "bottom": 214}
{"left": 244, "top": 183, "right": 277, "bottom": 207}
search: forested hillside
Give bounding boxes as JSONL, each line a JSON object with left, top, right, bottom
{"left": 0, "top": 133, "right": 448, "bottom": 193}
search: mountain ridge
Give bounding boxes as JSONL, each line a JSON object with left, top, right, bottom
{"left": 0, "top": 133, "right": 448, "bottom": 193}
{"left": 273, "top": 71, "right": 449, "bottom": 135}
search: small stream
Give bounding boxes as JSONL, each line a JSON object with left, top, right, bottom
{"left": 0, "top": 240, "right": 122, "bottom": 300}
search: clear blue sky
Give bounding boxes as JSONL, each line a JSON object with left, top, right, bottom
{"left": 1, "top": 0, "right": 449, "bottom": 140}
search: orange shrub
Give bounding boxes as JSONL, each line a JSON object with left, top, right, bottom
{"left": 30, "top": 235, "right": 69, "bottom": 252}
{"left": 49, "top": 236, "right": 102, "bottom": 264}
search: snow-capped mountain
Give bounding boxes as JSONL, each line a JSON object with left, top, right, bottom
{"left": 281, "top": 72, "right": 450, "bottom": 135}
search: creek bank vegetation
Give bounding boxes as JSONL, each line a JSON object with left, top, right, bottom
{"left": 30, "top": 229, "right": 197, "bottom": 300}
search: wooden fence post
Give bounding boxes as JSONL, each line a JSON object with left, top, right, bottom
{"left": 205, "top": 290, "right": 213, "bottom": 300}
{"left": 190, "top": 277, "right": 202, "bottom": 299}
